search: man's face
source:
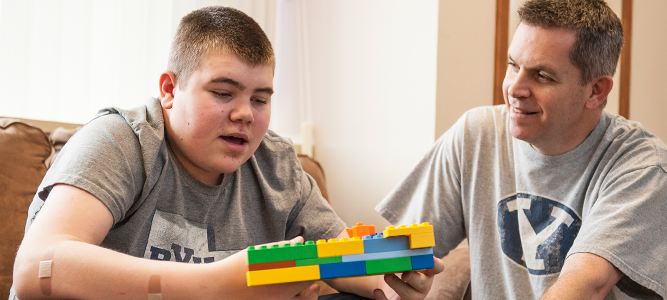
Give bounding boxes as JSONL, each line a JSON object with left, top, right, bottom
{"left": 163, "top": 52, "right": 273, "bottom": 185}
{"left": 503, "top": 23, "right": 595, "bottom": 155}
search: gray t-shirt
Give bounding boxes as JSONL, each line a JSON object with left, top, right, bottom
{"left": 25, "top": 98, "right": 346, "bottom": 262}
{"left": 376, "top": 105, "right": 667, "bottom": 299}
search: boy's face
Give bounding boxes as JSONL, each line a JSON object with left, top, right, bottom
{"left": 162, "top": 51, "right": 273, "bottom": 185}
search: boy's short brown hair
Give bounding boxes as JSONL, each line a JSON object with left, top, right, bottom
{"left": 168, "top": 6, "right": 274, "bottom": 88}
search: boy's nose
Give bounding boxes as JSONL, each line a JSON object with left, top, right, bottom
{"left": 230, "top": 100, "right": 254, "bottom": 124}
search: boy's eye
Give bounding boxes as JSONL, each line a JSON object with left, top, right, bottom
{"left": 252, "top": 98, "right": 268, "bottom": 105}
{"left": 212, "top": 91, "right": 232, "bottom": 98}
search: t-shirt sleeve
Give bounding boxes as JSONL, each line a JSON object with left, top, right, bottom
{"left": 375, "top": 115, "right": 468, "bottom": 258}
{"left": 37, "top": 114, "right": 145, "bottom": 224}
{"left": 568, "top": 165, "right": 667, "bottom": 298}
{"left": 285, "top": 169, "right": 347, "bottom": 242}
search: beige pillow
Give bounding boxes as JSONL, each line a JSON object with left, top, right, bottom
{"left": 0, "top": 119, "right": 51, "bottom": 300}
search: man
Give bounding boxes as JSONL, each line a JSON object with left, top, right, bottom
{"left": 376, "top": 0, "right": 667, "bottom": 299}
{"left": 12, "top": 6, "right": 442, "bottom": 299}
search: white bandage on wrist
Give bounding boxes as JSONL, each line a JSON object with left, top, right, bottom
{"left": 39, "top": 247, "right": 55, "bottom": 296}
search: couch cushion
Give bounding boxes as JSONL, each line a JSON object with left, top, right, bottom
{"left": 0, "top": 119, "right": 51, "bottom": 300}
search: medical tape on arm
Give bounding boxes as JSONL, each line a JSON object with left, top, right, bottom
{"left": 148, "top": 274, "right": 162, "bottom": 300}
{"left": 39, "top": 247, "right": 55, "bottom": 296}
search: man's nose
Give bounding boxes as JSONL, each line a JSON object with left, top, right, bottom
{"left": 507, "top": 70, "right": 531, "bottom": 100}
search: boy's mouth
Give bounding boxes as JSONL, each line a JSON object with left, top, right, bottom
{"left": 221, "top": 135, "right": 248, "bottom": 145}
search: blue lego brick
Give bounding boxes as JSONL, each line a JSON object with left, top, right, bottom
{"left": 342, "top": 247, "right": 433, "bottom": 263}
{"left": 410, "top": 254, "right": 434, "bottom": 270}
{"left": 362, "top": 234, "right": 410, "bottom": 253}
{"left": 319, "top": 261, "right": 366, "bottom": 279}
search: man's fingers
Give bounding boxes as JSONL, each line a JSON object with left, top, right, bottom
{"left": 384, "top": 273, "right": 423, "bottom": 300}
{"left": 295, "top": 283, "right": 320, "bottom": 300}
{"left": 374, "top": 288, "right": 389, "bottom": 300}
{"left": 385, "top": 257, "right": 446, "bottom": 298}
{"left": 427, "top": 256, "right": 445, "bottom": 276}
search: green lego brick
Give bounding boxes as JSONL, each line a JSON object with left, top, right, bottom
{"left": 365, "top": 256, "right": 412, "bottom": 275}
{"left": 247, "top": 241, "right": 318, "bottom": 264}
{"left": 295, "top": 256, "right": 343, "bottom": 266}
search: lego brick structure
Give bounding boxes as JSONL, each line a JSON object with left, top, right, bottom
{"left": 246, "top": 223, "right": 436, "bottom": 286}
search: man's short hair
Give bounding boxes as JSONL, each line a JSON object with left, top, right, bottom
{"left": 518, "top": 0, "right": 624, "bottom": 87}
{"left": 168, "top": 6, "right": 274, "bottom": 88}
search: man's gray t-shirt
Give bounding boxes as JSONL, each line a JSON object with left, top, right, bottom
{"left": 25, "top": 98, "right": 346, "bottom": 262}
{"left": 376, "top": 105, "right": 667, "bottom": 299}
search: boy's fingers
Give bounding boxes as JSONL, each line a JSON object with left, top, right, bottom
{"left": 257, "top": 236, "right": 305, "bottom": 248}
{"left": 289, "top": 236, "right": 305, "bottom": 245}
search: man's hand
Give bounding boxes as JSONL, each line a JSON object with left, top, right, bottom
{"left": 374, "top": 256, "right": 445, "bottom": 300}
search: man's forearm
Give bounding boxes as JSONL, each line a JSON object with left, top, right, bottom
{"left": 540, "top": 252, "right": 623, "bottom": 300}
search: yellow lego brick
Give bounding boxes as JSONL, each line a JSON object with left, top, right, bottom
{"left": 247, "top": 265, "right": 320, "bottom": 286}
{"left": 409, "top": 231, "right": 435, "bottom": 249}
{"left": 383, "top": 223, "right": 433, "bottom": 238}
{"left": 316, "top": 237, "right": 364, "bottom": 258}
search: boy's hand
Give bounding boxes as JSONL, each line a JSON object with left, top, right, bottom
{"left": 373, "top": 256, "right": 445, "bottom": 300}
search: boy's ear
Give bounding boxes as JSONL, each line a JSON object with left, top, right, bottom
{"left": 585, "top": 75, "right": 613, "bottom": 110}
{"left": 159, "top": 71, "right": 177, "bottom": 109}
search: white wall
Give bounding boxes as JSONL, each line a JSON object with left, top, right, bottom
{"left": 630, "top": 1, "right": 667, "bottom": 143}
{"left": 274, "top": 1, "right": 439, "bottom": 228}
{"left": 435, "top": 0, "right": 496, "bottom": 138}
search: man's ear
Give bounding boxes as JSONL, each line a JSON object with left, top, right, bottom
{"left": 159, "top": 71, "right": 177, "bottom": 109}
{"left": 585, "top": 75, "right": 614, "bottom": 110}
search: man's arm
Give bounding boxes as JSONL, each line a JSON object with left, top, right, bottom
{"left": 12, "top": 184, "right": 317, "bottom": 299}
{"left": 324, "top": 229, "right": 445, "bottom": 300}
{"left": 540, "top": 252, "right": 623, "bottom": 300}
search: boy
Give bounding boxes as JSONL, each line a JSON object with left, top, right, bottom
{"left": 11, "top": 6, "right": 442, "bottom": 300}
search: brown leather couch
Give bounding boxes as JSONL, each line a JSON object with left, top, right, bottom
{"left": 0, "top": 118, "right": 470, "bottom": 300}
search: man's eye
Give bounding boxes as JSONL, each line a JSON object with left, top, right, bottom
{"left": 538, "top": 73, "right": 553, "bottom": 82}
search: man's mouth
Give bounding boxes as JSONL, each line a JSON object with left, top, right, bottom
{"left": 513, "top": 107, "right": 537, "bottom": 115}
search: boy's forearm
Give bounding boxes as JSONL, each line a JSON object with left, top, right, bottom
{"left": 13, "top": 240, "right": 310, "bottom": 299}
{"left": 13, "top": 239, "right": 220, "bottom": 299}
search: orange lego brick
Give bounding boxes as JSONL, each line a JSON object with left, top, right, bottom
{"left": 247, "top": 265, "right": 320, "bottom": 286}
{"left": 316, "top": 237, "right": 364, "bottom": 258}
{"left": 383, "top": 223, "right": 433, "bottom": 238}
{"left": 409, "top": 232, "right": 435, "bottom": 249}
{"left": 346, "top": 222, "right": 376, "bottom": 238}
{"left": 247, "top": 260, "right": 296, "bottom": 271}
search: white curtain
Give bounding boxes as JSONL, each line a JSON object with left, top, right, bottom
{"left": 0, "top": 0, "right": 276, "bottom": 124}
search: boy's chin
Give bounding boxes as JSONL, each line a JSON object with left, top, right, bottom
{"left": 215, "top": 159, "right": 250, "bottom": 174}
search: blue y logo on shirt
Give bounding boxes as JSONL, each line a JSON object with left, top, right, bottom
{"left": 497, "top": 193, "right": 582, "bottom": 275}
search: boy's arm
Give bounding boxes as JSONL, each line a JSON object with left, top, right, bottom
{"left": 540, "top": 252, "right": 623, "bottom": 300}
{"left": 12, "top": 184, "right": 317, "bottom": 300}
{"left": 324, "top": 230, "right": 445, "bottom": 300}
